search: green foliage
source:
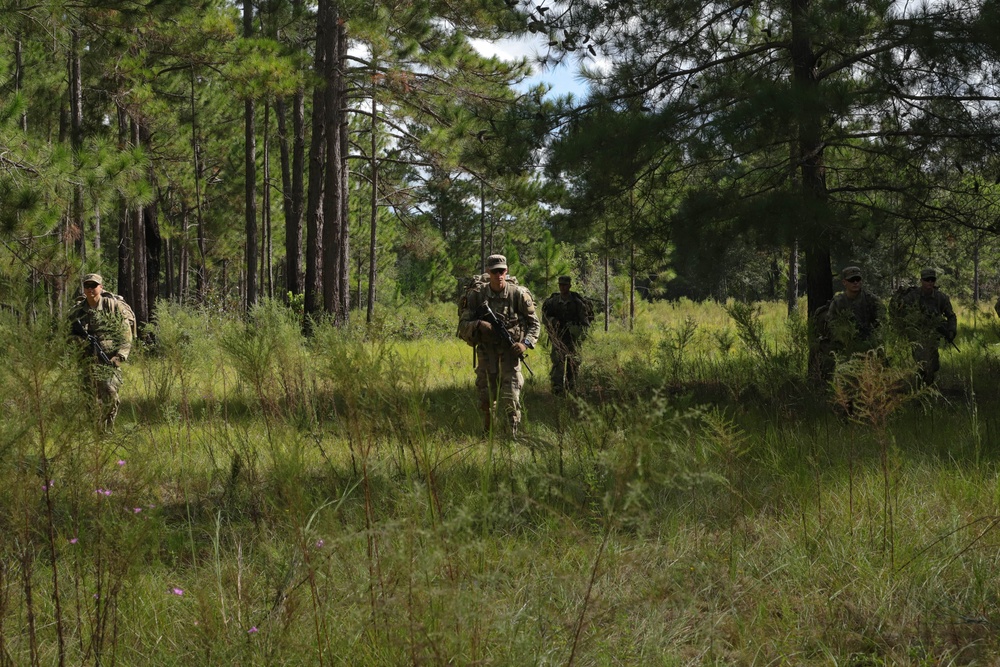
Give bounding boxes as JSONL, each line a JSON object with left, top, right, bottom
{"left": 0, "top": 301, "right": 1000, "bottom": 663}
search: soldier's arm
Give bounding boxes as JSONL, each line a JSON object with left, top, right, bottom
{"left": 520, "top": 290, "right": 541, "bottom": 347}
{"left": 942, "top": 295, "right": 957, "bottom": 339}
{"left": 458, "top": 295, "right": 483, "bottom": 344}
{"left": 112, "top": 303, "right": 133, "bottom": 362}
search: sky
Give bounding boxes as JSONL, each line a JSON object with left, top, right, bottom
{"left": 469, "top": 35, "right": 591, "bottom": 100}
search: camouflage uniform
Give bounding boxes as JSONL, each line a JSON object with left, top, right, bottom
{"left": 458, "top": 256, "right": 540, "bottom": 434}
{"left": 826, "top": 292, "right": 882, "bottom": 353}
{"left": 70, "top": 274, "right": 133, "bottom": 430}
{"left": 895, "top": 269, "right": 956, "bottom": 384}
{"left": 542, "top": 277, "right": 592, "bottom": 394}
{"left": 813, "top": 266, "right": 883, "bottom": 381}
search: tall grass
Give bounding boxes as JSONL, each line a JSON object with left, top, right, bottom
{"left": 0, "top": 299, "right": 999, "bottom": 664}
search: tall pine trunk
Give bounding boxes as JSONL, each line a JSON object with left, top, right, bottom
{"left": 366, "top": 92, "right": 378, "bottom": 324}
{"left": 791, "top": 0, "right": 833, "bottom": 316}
{"left": 321, "top": 0, "right": 344, "bottom": 319}
{"left": 70, "top": 28, "right": 85, "bottom": 261}
{"left": 244, "top": 0, "right": 258, "bottom": 311}
{"left": 304, "top": 0, "right": 328, "bottom": 323}
{"left": 337, "top": 19, "right": 351, "bottom": 321}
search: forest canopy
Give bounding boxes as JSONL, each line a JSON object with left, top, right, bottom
{"left": 4, "top": 0, "right": 1000, "bottom": 326}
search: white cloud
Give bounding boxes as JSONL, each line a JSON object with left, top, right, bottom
{"left": 470, "top": 35, "right": 593, "bottom": 99}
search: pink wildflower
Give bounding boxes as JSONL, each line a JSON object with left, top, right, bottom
{"left": 170, "top": 587, "right": 184, "bottom": 596}
{"left": 248, "top": 626, "right": 259, "bottom": 634}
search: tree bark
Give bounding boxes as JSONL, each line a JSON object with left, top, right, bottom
{"left": 244, "top": 0, "right": 258, "bottom": 311}
{"left": 304, "top": 0, "right": 328, "bottom": 322}
{"left": 366, "top": 93, "right": 378, "bottom": 324}
{"left": 130, "top": 120, "right": 149, "bottom": 325}
{"left": 338, "top": 18, "right": 351, "bottom": 321}
{"left": 321, "top": 0, "right": 344, "bottom": 318}
{"left": 70, "top": 28, "right": 85, "bottom": 261}
{"left": 791, "top": 0, "right": 833, "bottom": 316}
{"left": 190, "top": 67, "right": 208, "bottom": 302}
{"left": 117, "top": 107, "right": 132, "bottom": 302}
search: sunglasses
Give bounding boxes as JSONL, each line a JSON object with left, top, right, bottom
{"left": 922, "top": 277, "right": 936, "bottom": 283}
{"left": 489, "top": 268, "right": 506, "bottom": 275}
{"left": 83, "top": 282, "right": 100, "bottom": 289}
{"left": 846, "top": 276, "right": 862, "bottom": 283}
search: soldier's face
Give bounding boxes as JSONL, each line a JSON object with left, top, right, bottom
{"left": 489, "top": 268, "right": 506, "bottom": 290}
{"left": 843, "top": 276, "right": 862, "bottom": 297}
{"left": 559, "top": 282, "right": 570, "bottom": 295}
{"left": 84, "top": 281, "right": 102, "bottom": 307}
{"left": 920, "top": 276, "right": 935, "bottom": 294}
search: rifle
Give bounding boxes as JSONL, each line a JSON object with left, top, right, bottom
{"left": 72, "top": 319, "right": 114, "bottom": 366}
{"left": 936, "top": 325, "right": 960, "bottom": 353}
{"left": 480, "top": 302, "right": 533, "bottom": 376}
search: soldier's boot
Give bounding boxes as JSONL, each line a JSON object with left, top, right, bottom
{"left": 509, "top": 418, "right": 519, "bottom": 440}
{"left": 481, "top": 410, "right": 492, "bottom": 436}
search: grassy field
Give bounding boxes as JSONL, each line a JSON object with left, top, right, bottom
{"left": 3, "top": 297, "right": 1000, "bottom": 665}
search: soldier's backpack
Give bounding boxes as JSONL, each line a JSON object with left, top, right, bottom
{"left": 810, "top": 300, "right": 832, "bottom": 345}
{"left": 106, "top": 293, "right": 138, "bottom": 339}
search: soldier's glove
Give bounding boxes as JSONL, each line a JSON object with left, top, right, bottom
{"left": 511, "top": 342, "right": 527, "bottom": 357}
{"left": 476, "top": 320, "right": 493, "bottom": 334}
{"left": 110, "top": 356, "right": 122, "bottom": 368}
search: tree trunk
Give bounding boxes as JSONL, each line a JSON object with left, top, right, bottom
{"left": 130, "top": 120, "right": 149, "bottom": 325}
{"left": 15, "top": 35, "right": 27, "bottom": 131}
{"left": 190, "top": 67, "right": 208, "bottom": 302}
{"left": 338, "top": 18, "right": 351, "bottom": 321}
{"left": 278, "top": 93, "right": 305, "bottom": 297}
{"left": 262, "top": 100, "right": 273, "bottom": 299}
{"left": 973, "top": 241, "right": 981, "bottom": 305}
{"left": 244, "top": 0, "right": 258, "bottom": 311}
{"left": 70, "top": 28, "right": 85, "bottom": 260}
{"left": 117, "top": 108, "right": 132, "bottom": 301}
{"left": 791, "top": 0, "right": 833, "bottom": 316}
{"left": 787, "top": 239, "right": 799, "bottom": 315}
{"left": 180, "top": 203, "right": 190, "bottom": 302}
{"left": 304, "top": 0, "right": 328, "bottom": 322}
{"left": 321, "top": 0, "right": 344, "bottom": 318}
{"left": 366, "top": 93, "right": 378, "bottom": 324}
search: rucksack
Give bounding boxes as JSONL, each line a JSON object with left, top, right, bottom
{"left": 107, "top": 293, "right": 138, "bottom": 339}
{"left": 810, "top": 300, "right": 832, "bottom": 343}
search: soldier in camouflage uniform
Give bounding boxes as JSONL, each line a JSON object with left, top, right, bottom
{"left": 69, "top": 273, "right": 133, "bottom": 431}
{"left": 542, "top": 276, "right": 592, "bottom": 395}
{"left": 457, "top": 254, "right": 540, "bottom": 436}
{"left": 826, "top": 266, "right": 883, "bottom": 354}
{"left": 894, "top": 267, "right": 956, "bottom": 384}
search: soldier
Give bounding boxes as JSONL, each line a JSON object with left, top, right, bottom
{"left": 826, "top": 265, "right": 883, "bottom": 355}
{"left": 542, "top": 276, "right": 592, "bottom": 395}
{"left": 894, "top": 267, "right": 956, "bottom": 384}
{"left": 457, "top": 254, "right": 540, "bottom": 436}
{"left": 69, "top": 273, "right": 133, "bottom": 431}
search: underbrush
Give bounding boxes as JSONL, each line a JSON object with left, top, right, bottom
{"left": 0, "top": 300, "right": 999, "bottom": 664}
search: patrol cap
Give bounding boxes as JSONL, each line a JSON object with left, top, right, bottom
{"left": 841, "top": 266, "right": 862, "bottom": 280}
{"left": 558, "top": 276, "right": 572, "bottom": 285}
{"left": 486, "top": 254, "right": 507, "bottom": 271}
{"left": 82, "top": 273, "right": 103, "bottom": 286}
{"left": 920, "top": 267, "right": 937, "bottom": 280}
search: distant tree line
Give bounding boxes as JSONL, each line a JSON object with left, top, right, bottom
{"left": 3, "top": 0, "right": 1000, "bottom": 330}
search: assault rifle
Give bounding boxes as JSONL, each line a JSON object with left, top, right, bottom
{"left": 72, "top": 319, "right": 114, "bottom": 366}
{"left": 480, "top": 302, "right": 533, "bottom": 376}
{"left": 937, "top": 325, "right": 961, "bottom": 353}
